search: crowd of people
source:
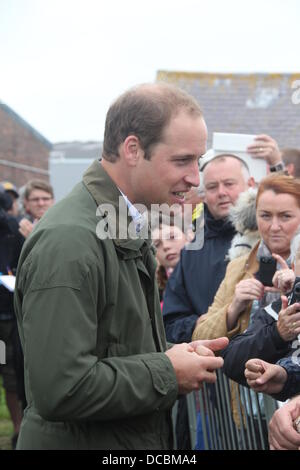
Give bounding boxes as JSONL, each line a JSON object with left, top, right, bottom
{"left": 1, "top": 82, "right": 300, "bottom": 450}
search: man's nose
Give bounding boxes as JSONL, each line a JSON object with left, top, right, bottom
{"left": 184, "top": 163, "right": 200, "bottom": 187}
{"left": 217, "top": 183, "right": 227, "bottom": 196}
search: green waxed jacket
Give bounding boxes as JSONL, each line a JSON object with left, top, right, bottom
{"left": 14, "top": 160, "right": 178, "bottom": 450}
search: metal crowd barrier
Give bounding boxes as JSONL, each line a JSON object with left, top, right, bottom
{"left": 174, "top": 369, "right": 280, "bottom": 450}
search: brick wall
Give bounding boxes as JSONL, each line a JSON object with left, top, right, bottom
{"left": 0, "top": 107, "right": 51, "bottom": 187}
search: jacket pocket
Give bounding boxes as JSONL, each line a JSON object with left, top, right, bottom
{"left": 18, "top": 408, "right": 81, "bottom": 449}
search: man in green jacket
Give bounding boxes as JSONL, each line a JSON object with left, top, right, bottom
{"left": 14, "top": 83, "right": 228, "bottom": 449}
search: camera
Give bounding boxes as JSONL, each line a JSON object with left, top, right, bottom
{"left": 258, "top": 256, "right": 277, "bottom": 287}
{"left": 288, "top": 277, "right": 300, "bottom": 305}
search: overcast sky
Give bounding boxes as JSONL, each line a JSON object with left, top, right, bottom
{"left": 1, "top": 0, "right": 300, "bottom": 143}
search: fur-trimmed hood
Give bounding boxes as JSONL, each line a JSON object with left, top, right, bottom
{"left": 226, "top": 187, "right": 260, "bottom": 261}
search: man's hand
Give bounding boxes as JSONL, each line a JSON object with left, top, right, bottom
{"left": 247, "top": 134, "right": 282, "bottom": 166}
{"left": 165, "top": 337, "right": 228, "bottom": 395}
{"left": 19, "top": 218, "right": 34, "bottom": 238}
{"left": 189, "top": 337, "right": 229, "bottom": 355}
{"left": 269, "top": 396, "right": 300, "bottom": 450}
{"left": 277, "top": 295, "right": 300, "bottom": 341}
{"left": 244, "top": 358, "right": 287, "bottom": 394}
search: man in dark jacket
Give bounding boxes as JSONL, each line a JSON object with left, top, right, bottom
{"left": 221, "top": 298, "right": 293, "bottom": 386}
{"left": 14, "top": 83, "right": 228, "bottom": 450}
{"left": 163, "top": 155, "right": 255, "bottom": 343}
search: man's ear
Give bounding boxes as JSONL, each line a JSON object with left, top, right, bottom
{"left": 286, "top": 163, "right": 294, "bottom": 176}
{"left": 122, "top": 135, "right": 144, "bottom": 167}
{"left": 23, "top": 198, "right": 29, "bottom": 212}
{"left": 247, "top": 176, "right": 256, "bottom": 188}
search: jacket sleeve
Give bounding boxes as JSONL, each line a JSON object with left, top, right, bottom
{"left": 271, "top": 356, "right": 300, "bottom": 401}
{"left": 221, "top": 309, "right": 291, "bottom": 385}
{"left": 192, "top": 260, "right": 248, "bottom": 341}
{"left": 162, "top": 260, "right": 199, "bottom": 343}
{"left": 17, "top": 234, "right": 178, "bottom": 423}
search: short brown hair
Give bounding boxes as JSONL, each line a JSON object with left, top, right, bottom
{"left": 102, "top": 83, "right": 203, "bottom": 162}
{"left": 24, "top": 179, "right": 54, "bottom": 200}
{"left": 256, "top": 173, "right": 300, "bottom": 208}
{"left": 202, "top": 154, "right": 250, "bottom": 182}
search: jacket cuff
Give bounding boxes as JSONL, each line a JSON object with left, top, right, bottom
{"left": 272, "top": 361, "right": 300, "bottom": 402}
{"left": 271, "top": 368, "right": 292, "bottom": 402}
{"left": 142, "top": 353, "right": 178, "bottom": 408}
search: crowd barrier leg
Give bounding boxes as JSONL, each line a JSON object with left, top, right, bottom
{"left": 172, "top": 370, "right": 279, "bottom": 450}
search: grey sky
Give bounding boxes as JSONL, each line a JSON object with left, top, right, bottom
{"left": 1, "top": 0, "right": 300, "bottom": 143}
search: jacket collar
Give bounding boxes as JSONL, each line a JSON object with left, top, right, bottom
{"left": 82, "top": 159, "right": 151, "bottom": 252}
{"left": 204, "top": 204, "right": 236, "bottom": 239}
{"left": 244, "top": 240, "right": 260, "bottom": 274}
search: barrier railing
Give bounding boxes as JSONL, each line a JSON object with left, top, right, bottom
{"left": 175, "top": 369, "right": 280, "bottom": 450}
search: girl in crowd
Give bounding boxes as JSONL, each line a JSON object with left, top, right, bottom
{"left": 152, "top": 222, "right": 188, "bottom": 307}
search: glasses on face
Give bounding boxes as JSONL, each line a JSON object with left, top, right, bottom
{"left": 27, "top": 197, "right": 53, "bottom": 203}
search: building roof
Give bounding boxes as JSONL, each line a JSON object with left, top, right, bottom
{"left": 0, "top": 101, "right": 52, "bottom": 149}
{"left": 51, "top": 141, "right": 102, "bottom": 160}
{"left": 157, "top": 71, "right": 300, "bottom": 148}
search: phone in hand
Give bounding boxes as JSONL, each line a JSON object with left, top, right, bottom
{"left": 258, "top": 256, "right": 277, "bottom": 287}
{"left": 288, "top": 278, "right": 300, "bottom": 306}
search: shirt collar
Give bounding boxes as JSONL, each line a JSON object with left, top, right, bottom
{"left": 118, "top": 189, "right": 147, "bottom": 235}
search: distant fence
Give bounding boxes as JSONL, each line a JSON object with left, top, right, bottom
{"left": 174, "top": 370, "right": 279, "bottom": 450}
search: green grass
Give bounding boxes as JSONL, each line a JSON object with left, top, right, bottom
{"left": 0, "top": 379, "right": 13, "bottom": 450}
{"left": 0, "top": 420, "right": 13, "bottom": 450}
{"left": 0, "top": 382, "right": 10, "bottom": 419}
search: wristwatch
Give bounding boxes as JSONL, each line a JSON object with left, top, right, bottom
{"left": 269, "top": 162, "right": 285, "bottom": 172}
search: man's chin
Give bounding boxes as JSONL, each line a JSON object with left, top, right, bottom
{"left": 214, "top": 209, "right": 230, "bottom": 219}
{"left": 36, "top": 212, "right": 46, "bottom": 219}
{"left": 216, "top": 204, "right": 232, "bottom": 218}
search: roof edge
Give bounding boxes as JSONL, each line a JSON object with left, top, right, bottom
{"left": 157, "top": 70, "right": 300, "bottom": 81}
{"left": 0, "top": 101, "right": 52, "bottom": 149}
